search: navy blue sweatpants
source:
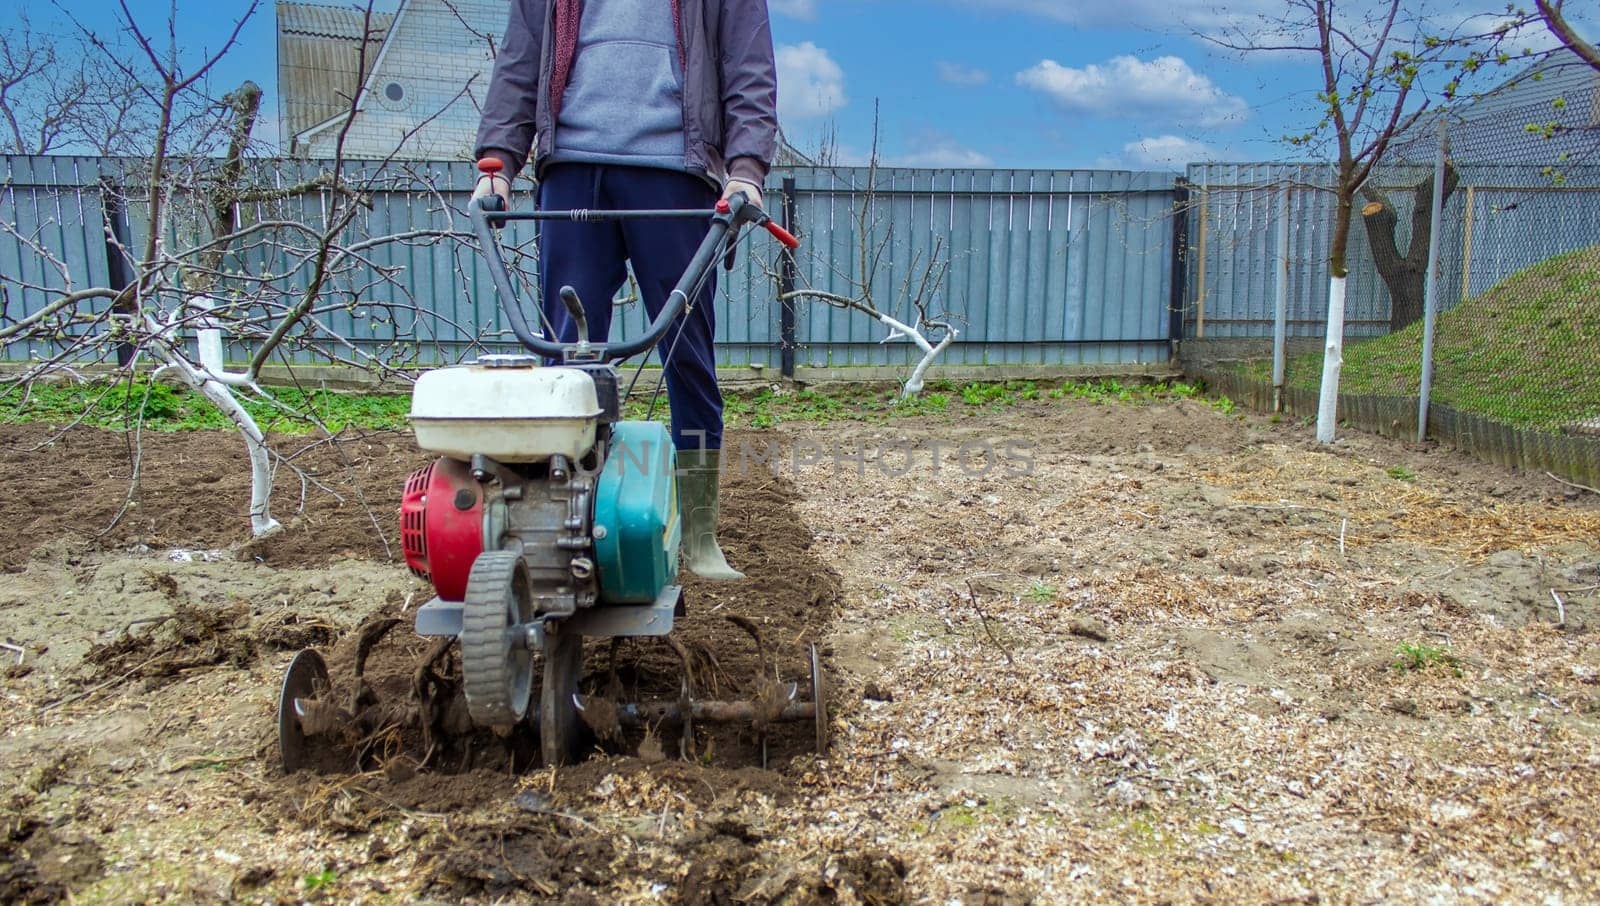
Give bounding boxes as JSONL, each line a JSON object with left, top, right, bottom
{"left": 536, "top": 164, "right": 723, "bottom": 452}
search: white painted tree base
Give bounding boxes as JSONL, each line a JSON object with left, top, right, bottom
{"left": 1315, "top": 276, "right": 1348, "bottom": 444}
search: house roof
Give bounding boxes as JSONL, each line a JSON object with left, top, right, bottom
{"left": 1392, "top": 54, "right": 1600, "bottom": 166}
{"left": 277, "top": 1, "right": 395, "bottom": 140}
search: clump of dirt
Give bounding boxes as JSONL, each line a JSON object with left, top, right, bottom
{"left": 680, "top": 830, "right": 761, "bottom": 904}
{"left": 415, "top": 815, "right": 617, "bottom": 902}
{"left": 252, "top": 611, "right": 340, "bottom": 651}
{"left": 0, "top": 815, "right": 104, "bottom": 905}
{"left": 0, "top": 425, "right": 427, "bottom": 571}
{"left": 84, "top": 601, "right": 254, "bottom": 683}
{"left": 731, "top": 849, "right": 908, "bottom": 905}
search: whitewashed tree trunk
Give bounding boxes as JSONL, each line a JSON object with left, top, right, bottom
{"left": 1315, "top": 275, "right": 1348, "bottom": 443}
{"left": 149, "top": 304, "right": 281, "bottom": 537}
{"left": 876, "top": 312, "right": 956, "bottom": 398}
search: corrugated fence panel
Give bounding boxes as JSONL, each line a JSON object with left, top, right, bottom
{"left": 3, "top": 156, "right": 1183, "bottom": 371}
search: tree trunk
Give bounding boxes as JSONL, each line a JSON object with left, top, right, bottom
{"left": 1316, "top": 193, "right": 1354, "bottom": 444}
{"left": 1361, "top": 163, "right": 1458, "bottom": 332}
{"left": 158, "top": 345, "right": 281, "bottom": 537}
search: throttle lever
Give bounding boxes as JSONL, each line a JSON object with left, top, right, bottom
{"left": 559, "top": 286, "right": 590, "bottom": 347}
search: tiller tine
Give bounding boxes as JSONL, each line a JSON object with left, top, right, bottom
{"left": 573, "top": 642, "right": 829, "bottom": 764}
{"left": 278, "top": 649, "right": 343, "bottom": 773}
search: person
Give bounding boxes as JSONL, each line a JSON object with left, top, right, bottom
{"left": 473, "top": 0, "right": 778, "bottom": 581}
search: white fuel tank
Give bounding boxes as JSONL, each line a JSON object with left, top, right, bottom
{"left": 410, "top": 358, "right": 600, "bottom": 462}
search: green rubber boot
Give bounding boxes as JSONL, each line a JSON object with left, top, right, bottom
{"left": 677, "top": 448, "right": 745, "bottom": 581}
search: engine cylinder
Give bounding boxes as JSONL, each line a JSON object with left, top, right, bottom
{"left": 400, "top": 458, "right": 484, "bottom": 602}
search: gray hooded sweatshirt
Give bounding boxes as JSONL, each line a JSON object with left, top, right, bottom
{"left": 474, "top": 0, "right": 778, "bottom": 187}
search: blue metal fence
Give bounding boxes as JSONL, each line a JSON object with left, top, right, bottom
{"left": 0, "top": 155, "right": 1184, "bottom": 371}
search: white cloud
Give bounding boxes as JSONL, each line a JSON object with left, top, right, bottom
{"left": 777, "top": 42, "right": 847, "bottom": 120}
{"left": 769, "top": 0, "right": 818, "bottom": 21}
{"left": 1120, "top": 134, "right": 1215, "bottom": 169}
{"left": 936, "top": 61, "right": 989, "bottom": 86}
{"left": 890, "top": 135, "right": 994, "bottom": 168}
{"left": 1016, "top": 56, "right": 1248, "bottom": 128}
{"left": 950, "top": 0, "right": 1279, "bottom": 33}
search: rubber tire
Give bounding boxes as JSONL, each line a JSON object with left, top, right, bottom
{"left": 540, "top": 624, "right": 585, "bottom": 766}
{"left": 462, "top": 551, "right": 534, "bottom": 727}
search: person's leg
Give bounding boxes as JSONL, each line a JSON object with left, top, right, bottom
{"left": 605, "top": 167, "right": 742, "bottom": 580}
{"left": 537, "top": 164, "right": 626, "bottom": 348}
{"left": 604, "top": 167, "right": 723, "bottom": 452}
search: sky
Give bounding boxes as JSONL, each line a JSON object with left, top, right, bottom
{"left": 7, "top": 0, "right": 1596, "bottom": 171}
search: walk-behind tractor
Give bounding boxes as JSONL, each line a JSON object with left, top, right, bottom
{"left": 277, "top": 160, "right": 825, "bottom": 771}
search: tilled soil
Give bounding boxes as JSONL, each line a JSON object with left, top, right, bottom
{"left": 1, "top": 395, "right": 1597, "bottom": 903}
{"left": 0, "top": 422, "right": 843, "bottom": 903}
{"left": 0, "top": 424, "right": 423, "bottom": 571}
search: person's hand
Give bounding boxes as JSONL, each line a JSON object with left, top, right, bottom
{"left": 721, "top": 177, "right": 763, "bottom": 211}
{"left": 473, "top": 172, "right": 511, "bottom": 209}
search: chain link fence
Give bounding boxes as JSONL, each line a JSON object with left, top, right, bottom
{"left": 1192, "top": 59, "right": 1600, "bottom": 486}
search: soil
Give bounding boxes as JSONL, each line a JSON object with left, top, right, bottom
{"left": 0, "top": 393, "right": 1597, "bottom": 903}
{"left": 0, "top": 424, "right": 422, "bottom": 571}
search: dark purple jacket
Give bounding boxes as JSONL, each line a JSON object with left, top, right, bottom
{"left": 475, "top": 0, "right": 778, "bottom": 186}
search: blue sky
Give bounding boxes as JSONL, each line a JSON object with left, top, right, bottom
{"left": 10, "top": 0, "right": 1596, "bottom": 170}
{"left": 765, "top": 0, "right": 1315, "bottom": 170}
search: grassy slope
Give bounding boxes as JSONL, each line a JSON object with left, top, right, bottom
{"left": 1248, "top": 243, "right": 1600, "bottom": 430}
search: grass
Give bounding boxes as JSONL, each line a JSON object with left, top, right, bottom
{"left": 302, "top": 868, "right": 338, "bottom": 894}
{"left": 1024, "top": 581, "right": 1058, "bottom": 604}
{"left": 1393, "top": 641, "right": 1462, "bottom": 676}
{"left": 1385, "top": 465, "right": 1417, "bottom": 482}
{"left": 1240, "top": 243, "right": 1600, "bottom": 431}
{"left": 1, "top": 376, "right": 1215, "bottom": 434}
{"left": 0, "top": 377, "right": 410, "bottom": 435}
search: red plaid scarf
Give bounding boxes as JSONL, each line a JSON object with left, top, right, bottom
{"left": 550, "top": 0, "right": 687, "bottom": 121}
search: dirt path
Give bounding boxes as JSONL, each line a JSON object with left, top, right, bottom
{"left": 1, "top": 397, "right": 1597, "bottom": 903}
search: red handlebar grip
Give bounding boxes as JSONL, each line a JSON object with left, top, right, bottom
{"left": 765, "top": 220, "right": 801, "bottom": 250}
{"left": 477, "top": 157, "right": 504, "bottom": 175}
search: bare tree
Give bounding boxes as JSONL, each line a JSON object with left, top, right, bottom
{"left": 1533, "top": 1, "right": 1600, "bottom": 71}
{"left": 1, "top": 2, "right": 515, "bottom": 540}
{"left": 0, "top": 14, "right": 150, "bottom": 155}
{"left": 758, "top": 113, "right": 957, "bottom": 398}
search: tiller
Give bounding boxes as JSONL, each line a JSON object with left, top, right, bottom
{"left": 277, "top": 160, "right": 823, "bottom": 771}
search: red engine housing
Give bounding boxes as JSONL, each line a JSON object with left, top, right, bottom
{"left": 400, "top": 458, "right": 484, "bottom": 602}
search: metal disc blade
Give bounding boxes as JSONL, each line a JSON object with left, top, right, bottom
{"left": 278, "top": 649, "right": 331, "bottom": 774}
{"left": 540, "top": 626, "right": 585, "bottom": 766}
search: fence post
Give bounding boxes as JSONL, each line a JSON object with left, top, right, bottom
{"left": 1169, "top": 178, "right": 1190, "bottom": 349}
{"left": 779, "top": 175, "right": 798, "bottom": 380}
{"left": 1417, "top": 122, "right": 1449, "bottom": 442}
{"left": 1194, "top": 188, "right": 1208, "bottom": 338}
{"left": 1273, "top": 185, "right": 1291, "bottom": 412}
{"left": 100, "top": 179, "right": 137, "bottom": 367}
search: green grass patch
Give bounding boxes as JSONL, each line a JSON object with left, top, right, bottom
{"left": 2, "top": 375, "right": 1207, "bottom": 435}
{"left": 1024, "top": 581, "right": 1058, "bottom": 603}
{"left": 1241, "top": 243, "right": 1600, "bottom": 430}
{"left": 302, "top": 868, "right": 338, "bottom": 894}
{"left": 0, "top": 377, "right": 411, "bottom": 434}
{"left": 642, "top": 377, "right": 1207, "bottom": 429}
{"left": 1393, "top": 641, "right": 1462, "bottom": 676}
